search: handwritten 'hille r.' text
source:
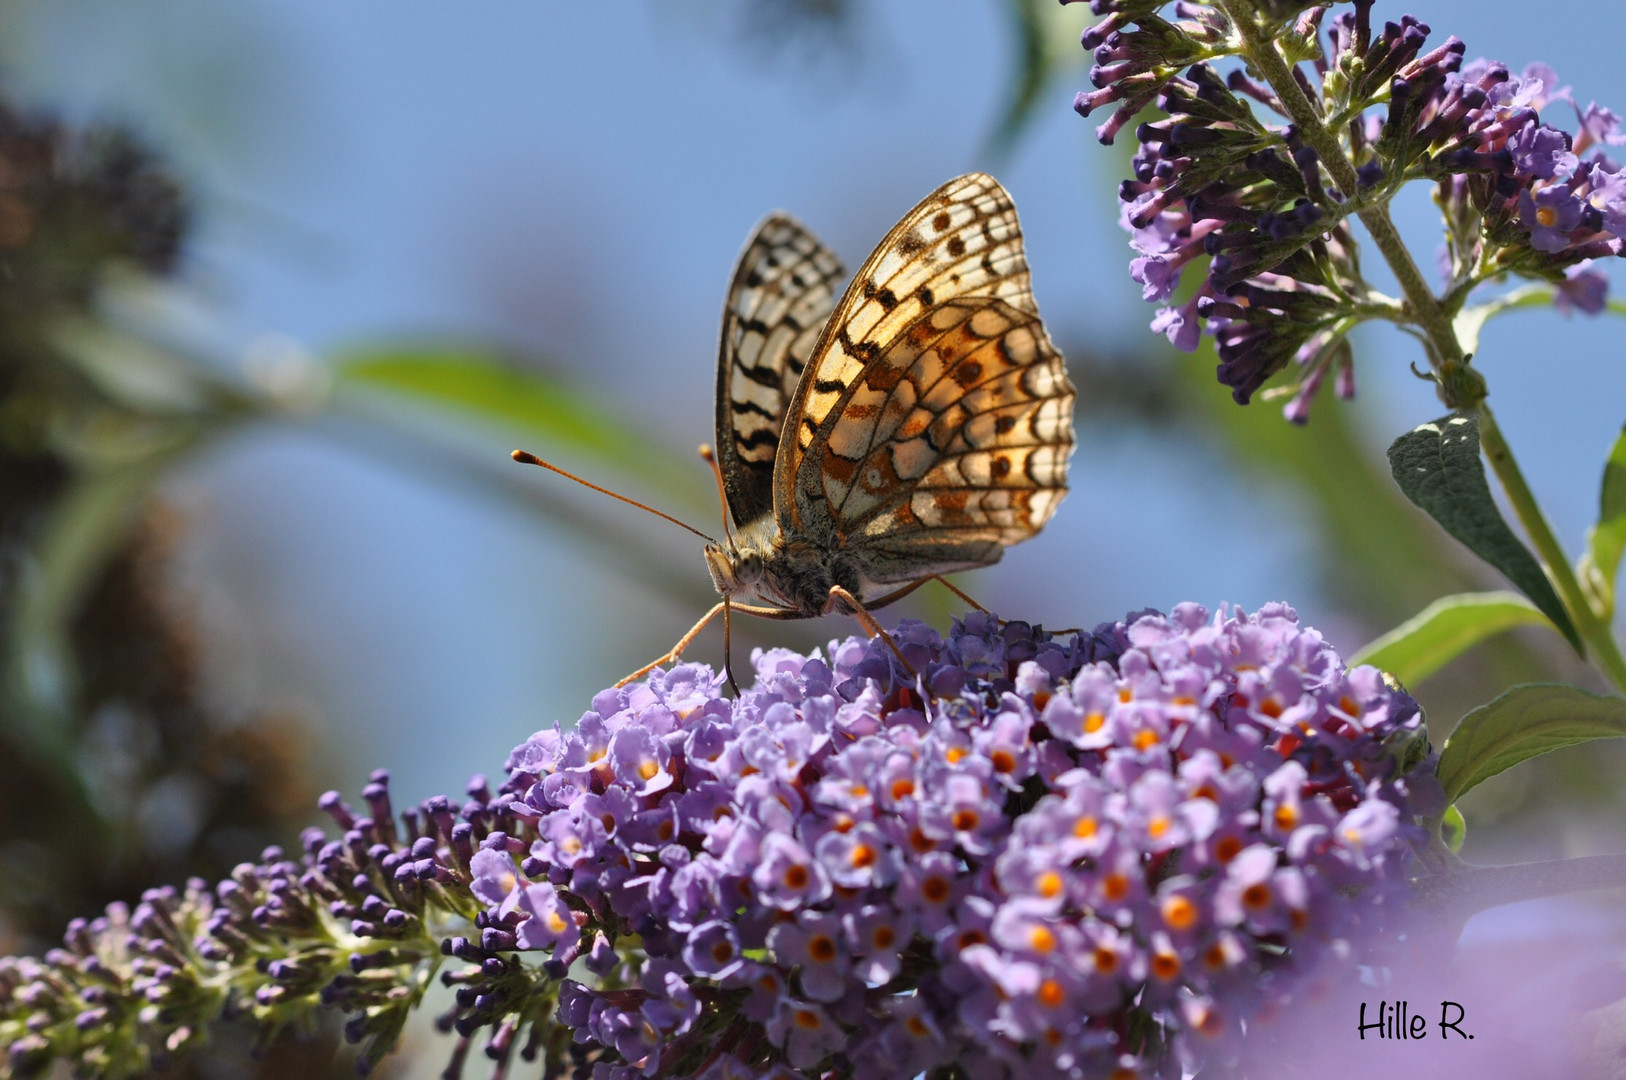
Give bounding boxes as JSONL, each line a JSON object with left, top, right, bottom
{"left": 1357, "top": 1000, "right": 1471, "bottom": 1041}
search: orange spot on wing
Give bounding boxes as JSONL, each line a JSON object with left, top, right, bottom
{"left": 823, "top": 450, "right": 858, "bottom": 483}
{"left": 864, "top": 361, "right": 905, "bottom": 392}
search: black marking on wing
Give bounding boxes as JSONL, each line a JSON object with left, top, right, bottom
{"left": 714, "top": 214, "right": 845, "bottom": 528}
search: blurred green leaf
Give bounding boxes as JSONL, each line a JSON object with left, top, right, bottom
{"left": 1579, "top": 422, "right": 1626, "bottom": 621}
{"left": 1452, "top": 284, "right": 1554, "bottom": 356}
{"left": 1387, "top": 414, "right": 1580, "bottom": 650}
{"left": 48, "top": 317, "right": 226, "bottom": 416}
{"left": 4, "top": 425, "right": 204, "bottom": 768}
{"left": 332, "top": 348, "right": 706, "bottom": 500}
{"left": 1438, "top": 683, "right": 1626, "bottom": 802}
{"left": 1351, "top": 591, "right": 1552, "bottom": 688}
{"left": 982, "top": 0, "right": 1078, "bottom": 163}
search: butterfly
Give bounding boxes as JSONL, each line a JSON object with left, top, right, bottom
{"left": 516, "top": 173, "right": 1075, "bottom": 688}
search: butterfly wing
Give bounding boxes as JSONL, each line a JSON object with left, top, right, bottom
{"left": 714, "top": 214, "right": 846, "bottom": 529}
{"left": 775, "top": 173, "right": 1075, "bottom": 584}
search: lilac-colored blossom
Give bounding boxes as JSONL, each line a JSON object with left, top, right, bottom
{"left": 472, "top": 608, "right": 1430, "bottom": 1077}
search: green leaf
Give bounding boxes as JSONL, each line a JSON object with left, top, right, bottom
{"left": 1440, "top": 804, "right": 1466, "bottom": 853}
{"left": 1579, "top": 422, "right": 1626, "bottom": 621}
{"left": 981, "top": 0, "right": 1078, "bottom": 163}
{"left": 1437, "top": 683, "right": 1626, "bottom": 802}
{"left": 1350, "top": 591, "right": 1552, "bottom": 687}
{"left": 1387, "top": 414, "right": 1580, "bottom": 649}
{"left": 47, "top": 317, "right": 220, "bottom": 415}
{"left": 333, "top": 348, "right": 706, "bottom": 501}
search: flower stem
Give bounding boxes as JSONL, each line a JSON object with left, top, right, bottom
{"left": 1220, "top": 0, "right": 1626, "bottom": 687}
{"left": 1476, "top": 408, "right": 1626, "bottom": 689}
{"left": 1217, "top": 0, "right": 1467, "bottom": 377}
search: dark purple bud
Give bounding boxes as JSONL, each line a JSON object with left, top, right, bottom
{"left": 485, "top": 1019, "right": 517, "bottom": 1060}
{"left": 481, "top": 928, "right": 518, "bottom": 953}
{"left": 63, "top": 919, "right": 93, "bottom": 956}
{"left": 1080, "top": 12, "right": 1127, "bottom": 51}
{"left": 1168, "top": 122, "right": 1227, "bottom": 149}
{"left": 1226, "top": 69, "right": 1275, "bottom": 107}
{"left": 363, "top": 782, "right": 397, "bottom": 842}
{"left": 319, "top": 790, "right": 358, "bottom": 830}
{"left": 75, "top": 1007, "right": 110, "bottom": 1031}
{"left": 1091, "top": 59, "right": 1138, "bottom": 90}
{"left": 451, "top": 824, "right": 476, "bottom": 868}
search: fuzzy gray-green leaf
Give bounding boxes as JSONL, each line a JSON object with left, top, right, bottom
{"left": 1387, "top": 414, "right": 1580, "bottom": 650}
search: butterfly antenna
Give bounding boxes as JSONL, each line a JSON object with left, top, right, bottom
{"left": 697, "top": 444, "right": 740, "bottom": 555}
{"left": 511, "top": 450, "right": 717, "bottom": 544}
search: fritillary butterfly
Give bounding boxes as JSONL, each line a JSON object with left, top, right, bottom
{"left": 518, "top": 173, "right": 1076, "bottom": 686}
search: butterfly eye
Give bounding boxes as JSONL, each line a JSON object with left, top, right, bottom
{"left": 736, "top": 552, "right": 764, "bottom": 584}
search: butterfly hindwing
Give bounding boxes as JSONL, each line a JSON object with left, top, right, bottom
{"left": 714, "top": 214, "right": 845, "bottom": 529}
{"left": 774, "top": 173, "right": 1074, "bottom": 585}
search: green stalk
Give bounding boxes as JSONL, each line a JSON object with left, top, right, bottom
{"left": 1478, "top": 409, "right": 1626, "bottom": 689}
{"left": 1218, "top": 0, "right": 1626, "bottom": 690}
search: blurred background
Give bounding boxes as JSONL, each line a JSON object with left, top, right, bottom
{"left": 0, "top": 0, "right": 1622, "bottom": 1073}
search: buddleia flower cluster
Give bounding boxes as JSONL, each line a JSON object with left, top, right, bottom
{"left": 0, "top": 606, "right": 1438, "bottom": 1079}
{"left": 489, "top": 606, "right": 1434, "bottom": 1078}
{"left": 1068, "top": 0, "right": 1626, "bottom": 419}
{"left": 0, "top": 773, "right": 571, "bottom": 1079}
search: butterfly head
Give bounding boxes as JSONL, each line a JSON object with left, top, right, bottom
{"left": 703, "top": 542, "right": 764, "bottom": 601}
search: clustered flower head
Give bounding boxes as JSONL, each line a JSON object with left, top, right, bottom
{"left": 0, "top": 605, "right": 1438, "bottom": 1080}
{"left": 492, "top": 605, "right": 1436, "bottom": 1079}
{"left": 1068, "top": 0, "right": 1625, "bottom": 419}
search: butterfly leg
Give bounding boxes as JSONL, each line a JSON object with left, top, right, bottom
{"left": 825, "top": 585, "right": 918, "bottom": 679}
{"left": 926, "top": 574, "right": 991, "bottom": 614}
{"left": 615, "top": 602, "right": 727, "bottom": 689}
{"left": 923, "top": 575, "right": 1082, "bottom": 635}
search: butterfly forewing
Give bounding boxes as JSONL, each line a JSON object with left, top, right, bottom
{"left": 715, "top": 214, "right": 846, "bottom": 528}
{"left": 774, "top": 173, "right": 1074, "bottom": 586}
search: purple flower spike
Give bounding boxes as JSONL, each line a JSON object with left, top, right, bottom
{"left": 474, "top": 607, "right": 1432, "bottom": 1077}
